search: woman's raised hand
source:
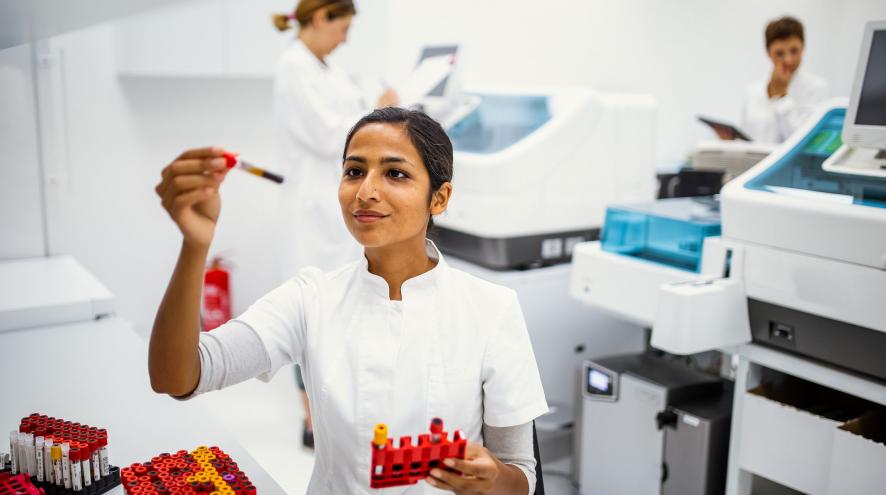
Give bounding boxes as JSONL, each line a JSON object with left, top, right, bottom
{"left": 155, "top": 147, "right": 229, "bottom": 249}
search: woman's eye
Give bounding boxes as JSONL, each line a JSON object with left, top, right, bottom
{"left": 388, "top": 169, "right": 408, "bottom": 179}
{"left": 344, "top": 167, "right": 363, "bottom": 178}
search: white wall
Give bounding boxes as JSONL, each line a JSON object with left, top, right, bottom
{"left": 27, "top": 0, "right": 886, "bottom": 334}
{"left": 38, "top": 25, "right": 282, "bottom": 334}
{"left": 0, "top": 44, "right": 46, "bottom": 259}
{"left": 383, "top": 0, "right": 886, "bottom": 166}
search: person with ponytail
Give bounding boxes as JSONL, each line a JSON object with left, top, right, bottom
{"left": 271, "top": 0, "right": 399, "bottom": 449}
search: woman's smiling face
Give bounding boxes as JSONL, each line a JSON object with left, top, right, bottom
{"left": 339, "top": 122, "right": 450, "bottom": 248}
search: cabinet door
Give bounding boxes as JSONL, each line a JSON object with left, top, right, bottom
{"left": 116, "top": 0, "right": 225, "bottom": 76}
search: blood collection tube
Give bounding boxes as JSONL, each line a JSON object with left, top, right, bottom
{"left": 44, "top": 437, "right": 54, "bottom": 484}
{"left": 35, "top": 435, "right": 45, "bottom": 482}
{"left": 52, "top": 445, "right": 63, "bottom": 486}
{"left": 62, "top": 442, "right": 72, "bottom": 489}
{"left": 89, "top": 437, "right": 101, "bottom": 480}
{"left": 70, "top": 446, "right": 83, "bottom": 491}
{"left": 99, "top": 430, "right": 110, "bottom": 476}
{"left": 81, "top": 442, "right": 93, "bottom": 487}
{"left": 9, "top": 431, "right": 17, "bottom": 474}
{"left": 222, "top": 152, "right": 285, "bottom": 184}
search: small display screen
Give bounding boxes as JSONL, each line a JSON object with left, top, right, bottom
{"left": 586, "top": 368, "right": 614, "bottom": 397}
{"left": 856, "top": 30, "right": 886, "bottom": 126}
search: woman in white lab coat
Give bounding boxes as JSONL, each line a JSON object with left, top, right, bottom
{"left": 741, "top": 16, "right": 827, "bottom": 144}
{"left": 272, "top": 0, "right": 398, "bottom": 446}
{"left": 150, "top": 108, "right": 548, "bottom": 494}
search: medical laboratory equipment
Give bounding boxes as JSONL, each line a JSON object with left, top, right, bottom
{"left": 720, "top": 98, "right": 886, "bottom": 379}
{"left": 222, "top": 152, "right": 284, "bottom": 184}
{"left": 577, "top": 353, "right": 731, "bottom": 495}
{"left": 689, "top": 140, "right": 775, "bottom": 183}
{"left": 823, "top": 21, "right": 886, "bottom": 178}
{"left": 369, "top": 418, "right": 466, "bottom": 489}
{"left": 435, "top": 87, "right": 657, "bottom": 270}
{"left": 570, "top": 196, "right": 750, "bottom": 355}
{"left": 120, "top": 446, "right": 256, "bottom": 495}
{"left": 6, "top": 414, "right": 120, "bottom": 495}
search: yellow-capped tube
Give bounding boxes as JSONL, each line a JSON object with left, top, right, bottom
{"left": 373, "top": 424, "right": 388, "bottom": 449}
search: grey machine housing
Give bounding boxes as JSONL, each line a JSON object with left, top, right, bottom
{"left": 577, "top": 353, "right": 732, "bottom": 495}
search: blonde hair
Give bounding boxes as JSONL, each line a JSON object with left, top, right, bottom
{"left": 272, "top": 0, "right": 356, "bottom": 32}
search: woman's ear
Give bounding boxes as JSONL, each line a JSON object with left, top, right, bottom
{"left": 429, "top": 182, "right": 453, "bottom": 216}
{"left": 312, "top": 7, "right": 328, "bottom": 27}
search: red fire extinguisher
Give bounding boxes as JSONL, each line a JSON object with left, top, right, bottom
{"left": 202, "top": 257, "right": 231, "bottom": 331}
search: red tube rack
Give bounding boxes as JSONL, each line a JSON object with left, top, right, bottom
{"left": 0, "top": 473, "right": 44, "bottom": 495}
{"left": 370, "top": 418, "right": 467, "bottom": 489}
{"left": 120, "top": 446, "right": 255, "bottom": 495}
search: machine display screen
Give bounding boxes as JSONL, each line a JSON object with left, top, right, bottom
{"left": 856, "top": 30, "right": 886, "bottom": 126}
{"left": 587, "top": 368, "right": 614, "bottom": 397}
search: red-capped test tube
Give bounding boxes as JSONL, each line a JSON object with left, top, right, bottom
{"left": 223, "top": 152, "right": 285, "bottom": 184}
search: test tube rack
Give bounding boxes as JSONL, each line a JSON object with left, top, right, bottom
{"left": 370, "top": 418, "right": 466, "bottom": 489}
{"left": 120, "top": 446, "right": 256, "bottom": 495}
{"left": 6, "top": 414, "right": 120, "bottom": 495}
{"left": 0, "top": 472, "right": 44, "bottom": 495}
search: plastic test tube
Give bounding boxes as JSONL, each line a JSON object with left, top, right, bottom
{"left": 61, "top": 442, "right": 72, "bottom": 489}
{"left": 35, "top": 436, "right": 45, "bottom": 482}
{"left": 81, "top": 442, "right": 92, "bottom": 487}
{"left": 98, "top": 431, "right": 109, "bottom": 476}
{"left": 9, "top": 431, "right": 17, "bottom": 474}
{"left": 222, "top": 152, "right": 285, "bottom": 184}
{"left": 89, "top": 437, "right": 100, "bottom": 481}
{"left": 52, "top": 445, "right": 63, "bottom": 486}
{"left": 44, "top": 437, "right": 54, "bottom": 484}
{"left": 70, "top": 447, "right": 83, "bottom": 491}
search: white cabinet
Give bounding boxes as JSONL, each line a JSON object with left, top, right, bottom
{"left": 116, "top": 0, "right": 227, "bottom": 76}
{"left": 116, "top": 0, "right": 320, "bottom": 77}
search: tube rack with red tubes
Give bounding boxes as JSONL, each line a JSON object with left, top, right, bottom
{"left": 120, "top": 446, "right": 255, "bottom": 495}
{"left": 370, "top": 418, "right": 467, "bottom": 489}
{"left": 5, "top": 413, "right": 120, "bottom": 495}
{"left": 0, "top": 472, "right": 45, "bottom": 495}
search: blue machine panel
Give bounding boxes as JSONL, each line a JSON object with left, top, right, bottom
{"left": 601, "top": 198, "right": 722, "bottom": 273}
{"left": 447, "top": 94, "right": 551, "bottom": 154}
{"left": 745, "top": 108, "right": 886, "bottom": 209}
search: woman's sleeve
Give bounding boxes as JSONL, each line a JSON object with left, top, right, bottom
{"left": 481, "top": 291, "right": 549, "bottom": 427}
{"left": 178, "top": 269, "right": 319, "bottom": 400}
{"left": 774, "top": 78, "right": 827, "bottom": 139}
{"left": 483, "top": 422, "right": 536, "bottom": 495}
{"left": 277, "top": 60, "right": 367, "bottom": 158}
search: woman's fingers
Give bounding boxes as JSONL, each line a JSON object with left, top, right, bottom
{"left": 425, "top": 472, "right": 459, "bottom": 492}
{"left": 176, "top": 146, "right": 225, "bottom": 161}
{"left": 170, "top": 187, "right": 215, "bottom": 217}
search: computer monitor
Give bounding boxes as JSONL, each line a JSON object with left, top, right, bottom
{"left": 843, "top": 20, "right": 886, "bottom": 150}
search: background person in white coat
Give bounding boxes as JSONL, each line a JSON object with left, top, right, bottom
{"left": 272, "top": 0, "right": 399, "bottom": 448}
{"left": 741, "top": 16, "right": 827, "bottom": 144}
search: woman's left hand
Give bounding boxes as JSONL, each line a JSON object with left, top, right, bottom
{"left": 426, "top": 442, "right": 501, "bottom": 494}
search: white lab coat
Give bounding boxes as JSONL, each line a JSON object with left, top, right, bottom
{"left": 741, "top": 69, "right": 827, "bottom": 144}
{"left": 235, "top": 241, "right": 549, "bottom": 494}
{"left": 273, "top": 39, "right": 368, "bottom": 277}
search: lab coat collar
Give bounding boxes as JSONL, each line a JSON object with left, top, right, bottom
{"left": 357, "top": 239, "right": 448, "bottom": 300}
{"left": 290, "top": 38, "right": 328, "bottom": 70}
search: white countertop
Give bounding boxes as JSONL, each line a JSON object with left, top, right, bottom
{"left": 0, "top": 317, "right": 286, "bottom": 494}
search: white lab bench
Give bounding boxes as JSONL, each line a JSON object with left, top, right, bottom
{"left": 725, "top": 343, "right": 886, "bottom": 495}
{"left": 0, "top": 318, "right": 286, "bottom": 494}
{"left": 0, "top": 256, "right": 285, "bottom": 493}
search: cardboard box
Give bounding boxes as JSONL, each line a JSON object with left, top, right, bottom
{"left": 740, "top": 387, "right": 839, "bottom": 494}
{"left": 828, "top": 409, "right": 886, "bottom": 494}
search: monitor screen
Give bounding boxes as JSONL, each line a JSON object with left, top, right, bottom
{"left": 855, "top": 29, "right": 886, "bottom": 126}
